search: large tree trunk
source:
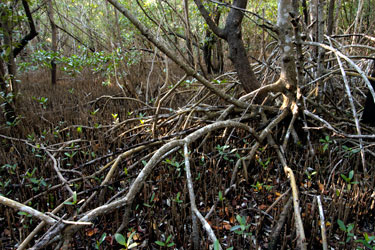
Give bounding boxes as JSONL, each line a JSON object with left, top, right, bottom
{"left": 0, "top": 55, "right": 16, "bottom": 123}
{"left": 0, "top": 0, "right": 37, "bottom": 123}
{"left": 47, "top": 0, "right": 57, "bottom": 85}
{"left": 183, "top": 0, "right": 194, "bottom": 67}
{"left": 327, "top": 0, "right": 336, "bottom": 35}
{"left": 0, "top": 7, "right": 17, "bottom": 123}
{"left": 362, "top": 62, "right": 375, "bottom": 126}
{"left": 203, "top": 9, "right": 223, "bottom": 75}
{"left": 194, "top": 0, "right": 262, "bottom": 96}
{"left": 224, "top": 0, "right": 259, "bottom": 93}
{"left": 275, "top": 1, "right": 305, "bottom": 247}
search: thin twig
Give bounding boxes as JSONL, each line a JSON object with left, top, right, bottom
{"left": 316, "top": 195, "right": 328, "bottom": 250}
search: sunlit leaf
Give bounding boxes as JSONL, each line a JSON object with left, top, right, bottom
{"left": 115, "top": 233, "right": 126, "bottom": 246}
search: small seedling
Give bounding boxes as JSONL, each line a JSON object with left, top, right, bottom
{"left": 340, "top": 170, "right": 358, "bottom": 191}
{"left": 342, "top": 145, "right": 360, "bottom": 158}
{"left": 102, "top": 79, "right": 111, "bottom": 86}
{"left": 2, "top": 163, "right": 17, "bottom": 175}
{"left": 173, "top": 192, "right": 183, "bottom": 203}
{"left": 115, "top": 231, "right": 138, "bottom": 250}
{"left": 95, "top": 232, "right": 107, "bottom": 249}
{"left": 77, "top": 126, "right": 82, "bottom": 133}
{"left": 137, "top": 112, "right": 146, "bottom": 124}
{"left": 258, "top": 157, "right": 270, "bottom": 169}
{"left": 91, "top": 108, "right": 100, "bottom": 116}
{"left": 155, "top": 234, "right": 175, "bottom": 248}
{"left": 64, "top": 191, "right": 78, "bottom": 205}
{"left": 5, "top": 115, "right": 21, "bottom": 127}
{"left": 305, "top": 169, "right": 317, "bottom": 180}
{"left": 33, "top": 96, "right": 48, "bottom": 109}
{"left": 251, "top": 181, "right": 263, "bottom": 192}
{"left": 216, "top": 144, "right": 233, "bottom": 161}
{"left": 64, "top": 151, "right": 77, "bottom": 160}
{"left": 264, "top": 184, "right": 273, "bottom": 191}
{"left": 112, "top": 113, "right": 119, "bottom": 124}
{"left": 164, "top": 157, "right": 183, "bottom": 176}
{"left": 213, "top": 240, "right": 233, "bottom": 250}
{"left": 143, "top": 192, "right": 155, "bottom": 208}
{"left": 355, "top": 232, "right": 375, "bottom": 249}
{"left": 18, "top": 211, "right": 33, "bottom": 228}
{"left": 218, "top": 191, "right": 224, "bottom": 201}
{"left": 230, "top": 215, "right": 252, "bottom": 236}
{"left": 319, "top": 135, "right": 332, "bottom": 152}
{"left": 337, "top": 219, "right": 355, "bottom": 244}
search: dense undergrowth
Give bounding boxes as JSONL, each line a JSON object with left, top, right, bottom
{"left": 1, "top": 60, "right": 375, "bottom": 249}
{"left": 2, "top": 0, "right": 375, "bottom": 249}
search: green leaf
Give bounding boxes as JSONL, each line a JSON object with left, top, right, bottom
{"left": 348, "top": 170, "right": 354, "bottom": 180}
{"left": 346, "top": 236, "right": 352, "bottom": 243}
{"left": 337, "top": 219, "right": 346, "bottom": 231}
{"left": 150, "top": 192, "right": 155, "bottom": 203}
{"left": 72, "top": 191, "right": 77, "bottom": 203}
{"left": 115, "top": 233, "right": 126, "bottom": 246}
{"left": 230, "top": 225, "right": 241, "bottom": 231}
{"left": 155, "top": 240, "right": 166, "bottom": 246}
{"left": 347, "top": 224, "right": 354, "bottom": 232}
{"left": 352, "top": 148, "right": 360, "bottom": 154}
{"left": 128, "top": 242, "right": 138, "bottom": 249}
{"left": 18, "top": 211, "right": 29, "bottom": 216}
{"left": 99, "top": 233, "right": 107, "bottom": 243}
{"left": 214, "top": 240, "right": 220, "bottom": 250}
{"left": 167, "top": 242, "right": 175, "bottom": 247}
{"left": 237, "top": 215, "right": 246, "bottom": 225}
{"left": 218, "top": 191, "right": 223, "bottom": 201}
{"left": 30, "top": 178, "right": 39, "bottom": 184}
{"left": 166, "top": 234, "right": 172, "bottom": 243}
{"left": 143, "top": 203, "right": 152, "bottom": 208}
{"left": 127, "top": 231, "right": 136, "bottom": 245}
{"left": 340, "top": 174, "right": 349, "bottom": 182}
{"left": 91, "top": 108, "right": 100, "bottom": 115}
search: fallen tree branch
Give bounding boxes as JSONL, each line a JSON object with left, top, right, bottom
{"left": 0, "top": 196, "right": 92, "bottom": 227}
{"left": 0, "top": 195, "right": 57, "bottom": 225}
{"left": 17, "top": 196, "right": 73, "bottom": 250}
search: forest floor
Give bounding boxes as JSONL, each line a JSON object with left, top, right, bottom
{"left": 1, "top": 69, "right": 375, "bottom": 249}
